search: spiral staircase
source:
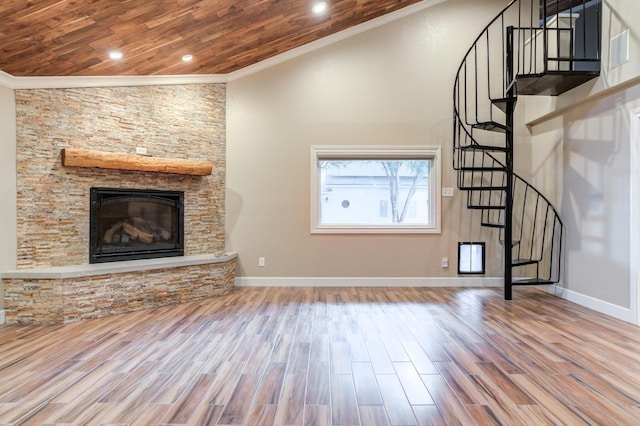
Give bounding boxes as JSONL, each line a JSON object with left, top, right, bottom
{"left": 453, "top": 0, "right": 602, "bottom": 299}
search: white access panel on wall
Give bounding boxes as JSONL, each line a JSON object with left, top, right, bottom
{"left": 610, "top": 30, "right": 629, "bottom": 69}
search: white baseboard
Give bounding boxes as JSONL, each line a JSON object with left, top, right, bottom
{"left": 235, "top": 276, "right": 502, "bottom": 288}
{"left": 0, "top": 310, "right": 4, "bottom": 324}
{"left": 544, "top": 285, "right": 634, "bottom": 323}
{"left": 235, "top": 278, "right": 635, "bottom": 323}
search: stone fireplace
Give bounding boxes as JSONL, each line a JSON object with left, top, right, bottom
{"left": 2, "top": 83, "right": 236, "bottom": 324}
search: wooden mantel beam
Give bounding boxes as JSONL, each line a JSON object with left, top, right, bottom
{"left": 61, "top": 148, "right": 213, "bottom": 176}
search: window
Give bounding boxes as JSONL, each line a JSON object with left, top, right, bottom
{"left": 310, "top": 146, "right": 441, "bottom": 233}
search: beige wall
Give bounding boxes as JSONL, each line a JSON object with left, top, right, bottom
{"left": 0, "top": 84, "right": 17, "bottom": 310}
{"left": 226, "top": 0, "right": 508, "bottom": 278}
{"left": 526, "top": 0, "right": 640, "bottom": 310}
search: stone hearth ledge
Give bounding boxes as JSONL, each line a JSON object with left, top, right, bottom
{"left": 2, "top": 253, "right": 238, "bottom": 324}
{"left": 2, "top": 252, "right": 237, "bottom": 280}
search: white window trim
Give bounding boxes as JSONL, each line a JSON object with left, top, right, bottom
{"left": 310, "top": 146, "right": 442, "bottom": 234}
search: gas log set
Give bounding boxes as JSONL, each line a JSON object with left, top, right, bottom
{"left": 102, "top": 216, "right": 172, "bottom": 245}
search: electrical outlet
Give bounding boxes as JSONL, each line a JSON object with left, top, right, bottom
{"left": 442, "top": 187, "right": 454, "bottom": 197}
{"left": 441, "top": 257, "right": 449, "bottom": 268}
{"left": 135, "top": 147, "right": 148, "bottom": 155}
{"left": 258, "top": 257, "right": 265, "bottom": 267}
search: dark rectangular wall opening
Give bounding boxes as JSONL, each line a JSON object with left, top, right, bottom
{"left": 90, "top": 187, "right": 184, "bottom": 263}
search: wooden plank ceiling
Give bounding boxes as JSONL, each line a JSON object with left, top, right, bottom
{"left": 0, "top": 0, "right": 423, "bottom": 77}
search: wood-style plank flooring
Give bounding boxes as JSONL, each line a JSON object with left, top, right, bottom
{"left": 0, "top": 286, "right": 639, "bottom": 425}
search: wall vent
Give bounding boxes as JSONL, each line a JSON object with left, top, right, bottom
{"left": 610, "top": 30, "right": 629, "bottom": 69}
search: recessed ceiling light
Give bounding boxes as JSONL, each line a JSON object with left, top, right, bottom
{"left": 312, "top": 2, "right": 328, "bottom": 14}
{"left": 108, "top": 51, "right": 123, "bottom": 60}
{"left": 182, "top": 54, "right": 193, "bottom": 62}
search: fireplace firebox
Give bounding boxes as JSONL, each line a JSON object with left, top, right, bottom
{"left": 90, "top": 187, "right": 184, "bottom": 263}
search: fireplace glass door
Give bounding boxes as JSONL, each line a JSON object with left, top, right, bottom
{"left": 90, "top": 188, "right": 184, "bottom": 263}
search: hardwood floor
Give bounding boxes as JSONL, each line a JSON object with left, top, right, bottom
{"left": 0, "top": 286, "right": 639, "bottom": 425}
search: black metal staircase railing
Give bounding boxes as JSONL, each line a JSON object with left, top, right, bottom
{"left": 453, "top": 0, "right": 601, "bottom": 299}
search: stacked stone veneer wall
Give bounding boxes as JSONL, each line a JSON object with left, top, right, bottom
{"left": 15, "top": 84, "right": 226, "bottom": 268}
{"left": 4, "top": 258, "right": 236, "bottom": 324}
{"left": 7, "top": 84, "right": 234, "bottom": 324}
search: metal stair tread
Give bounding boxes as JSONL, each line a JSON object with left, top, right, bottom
{"left": 480, "top": 222, "right": 504, "bottom": 229}
{"left": 491, "top": 97, "right": 517, "bottom": 113}
{"left": 515, "top": 71, "right": 600, "bottom": 96}
{"left": 462, "top": 186, "right": 508, "bottom": 191}
{"left": 511, "top": 278, "right": 555, "bottom": 286}
{"left": 459, "top": 188, "right": 508, "bottom": 193}
{"left": 459, "top": 166, "right": 507, "bottom": 171}
{"left": 472, "top": 121, "right": 510, "bottom": 134}
{"left": 460, "top": 144, "right": 509, "bottom": 152}
{"left": 512, "top": 258, "right": 538, "bottom": 266}
{"left": 466, "top": 204, "right": 505, "bottom": 210}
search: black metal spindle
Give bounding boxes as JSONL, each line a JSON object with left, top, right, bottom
{"left": 474, "top": 45, "right": 479, "bottom": 124}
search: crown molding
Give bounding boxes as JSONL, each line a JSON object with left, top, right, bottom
{"left": 0, "top": 71, "right": 13, "bottom": 89}
{"left": 228, "top": 0, "right": 449, "bottom": 81}
{"left": 0, "top": 71, "right": 227, "bottom": 90}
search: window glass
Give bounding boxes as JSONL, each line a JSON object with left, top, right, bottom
{"left": 311, "top": 147, "right": 441, "bottom": 234}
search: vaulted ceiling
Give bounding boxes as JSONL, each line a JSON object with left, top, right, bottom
{"left": 0, "top": 0, "right": 424, "bottom": 77}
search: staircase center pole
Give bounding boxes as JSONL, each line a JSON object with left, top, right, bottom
{"left": 505, "top": 26, "right": 516, "bottom": 300}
